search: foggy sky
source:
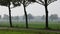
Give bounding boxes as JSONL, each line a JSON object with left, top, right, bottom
{"left": 0, "top": 0, "right": 60, "bottom": 17}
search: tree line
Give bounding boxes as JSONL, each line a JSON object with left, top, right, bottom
{"left": 0, "top": 14, "right": 59, "bottom": 22}
{"left": 0, "top": 0, "right": 57, "bottom": 29}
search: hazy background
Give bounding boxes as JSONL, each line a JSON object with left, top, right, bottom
{"left": 0, "top": 0, "right": 60, "bottom": 17}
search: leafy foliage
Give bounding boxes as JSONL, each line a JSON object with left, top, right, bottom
{"left": 35, "top": 0, "right": 57, "bottom": 6}
{"left": 12, "top": 0, "right": 21, "bottom": 8}
{"left": 0, "top": 0, "right": 10, "bottom": 6}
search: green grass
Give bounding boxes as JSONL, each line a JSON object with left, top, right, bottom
{"left": 0, "top": 29, "right": 60, "bottom": 34}
{"left": 0, "top": 21, "right": 60, "bottom": 30}
{"left": 0, "top": 30, "right": 37, "bottom": 34}
{"left": 0, "top": 21, "right": 60, "bottom": 34}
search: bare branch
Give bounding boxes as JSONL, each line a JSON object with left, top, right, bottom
{"left": 10, "top": 6, "right": 17, "bottom": 9}
{"left": 36, "top": 1, "right": 44, "bottom": 6}
{"left": 39, "top": 0, "right": 44, "bottom": 4}
{"left": 47, "top": 0, "right": 57, "bottom": 5}
{"left": 10, "top": 5, "right": 20, "bottom": 9}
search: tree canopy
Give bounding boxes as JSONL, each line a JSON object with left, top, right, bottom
{"left": 0, "top": 0, "right": 21, "bottom": 8}
{"left": 35, "top": 0, "right": 57, "bottom": 6}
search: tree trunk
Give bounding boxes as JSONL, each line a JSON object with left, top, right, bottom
{"left": 45, "top": 0, "right": 49, "bottom": 29}
{"left": 8, "top": 3, "right": 12, "bottom": 27}
{"left": 23, "top": 2, "right": 28, "bottom": 28}
{"left": 45, "top": 6, "right": 49, "bottom": 29}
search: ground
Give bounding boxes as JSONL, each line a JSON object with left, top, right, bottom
{"left": 0, "top": 21, "right": 60, "bottom": 30}
{"left": 0, "top": 21, "right": 60, "bottom": 34}
{"left": 0, "top": 27, "right": 60, "bottom": 34}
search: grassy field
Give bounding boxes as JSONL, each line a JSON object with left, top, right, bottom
{"left": 0, "top": 29, "right": 60, "bottom": 34}
{"left": 0, "top": 21, "right": 60, "bottom": 30}
{"left": 0, "top": 30, "right": 38, "bottom": 34}
{"left": 0, "top": 21, "right": 60, "bottom": 34}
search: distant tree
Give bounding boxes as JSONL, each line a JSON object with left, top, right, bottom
{"left": 49, "top": 14, "right": 58, "bottom": 21}
{"left": 0, "top": 15, "right": 1, "bottom": 19}
{"left": 41, "top": 15, "right": 46, "bottom": 20}
{"left": 14, "top": 16, "right": 20, "bottom": 22}
{"left": 27, "top": 13, "right": 34, "bottom": 22}
{"left": 23, "top": 13, "right": 34, "bottom": 22}
{"left": 30, "top": 0, "right": 57, "bottom": 29}
{"left": 3, "top": 14, "right": 9, "bottom": 20}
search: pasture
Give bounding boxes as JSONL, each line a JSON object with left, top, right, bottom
{"left": 0, "top": 21, "right": 60, "bottom": 30}
{"left": 0, "top": 21, "right": 60, "bottom": 34}
{"left": 0, "top": 28, "right": 60, "bottom": 34}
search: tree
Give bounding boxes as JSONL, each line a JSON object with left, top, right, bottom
{"left": 11, "top": 0, "right": 21, "bottom": 9}
{"left": 0, "top": 15, "right": 1, "bottom": 19}
{"left": 49, "top": 14, "right": 58, "bottom": 21}
{"left": 30, "top": 0, "right": 57, "bottom": 29}
{"left": 14, "top": 16, "right": 20, "bottom": 22}
{"left": 3, "top": 14, "right": 9, "bottom": 20}
{"left": 0, "top": 0, "right": 20, "bottom": 27}
{"left": 20, "top": 0, "right": 35, "bottom": 28}
{"left": 41, "top": 15, "right": 46, "bottom": 21}
{"left": 0, "top": 0, "right": 13, "bottom": 27}
{"left": 27, "top": 13, "right": 34, "bottom": 22}
{"left": 23, "top": 13, "right": 34, "bottom": 22}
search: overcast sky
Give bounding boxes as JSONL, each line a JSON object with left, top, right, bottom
{"left": 0, "top": 0, "right": 60, "bottom": 17}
